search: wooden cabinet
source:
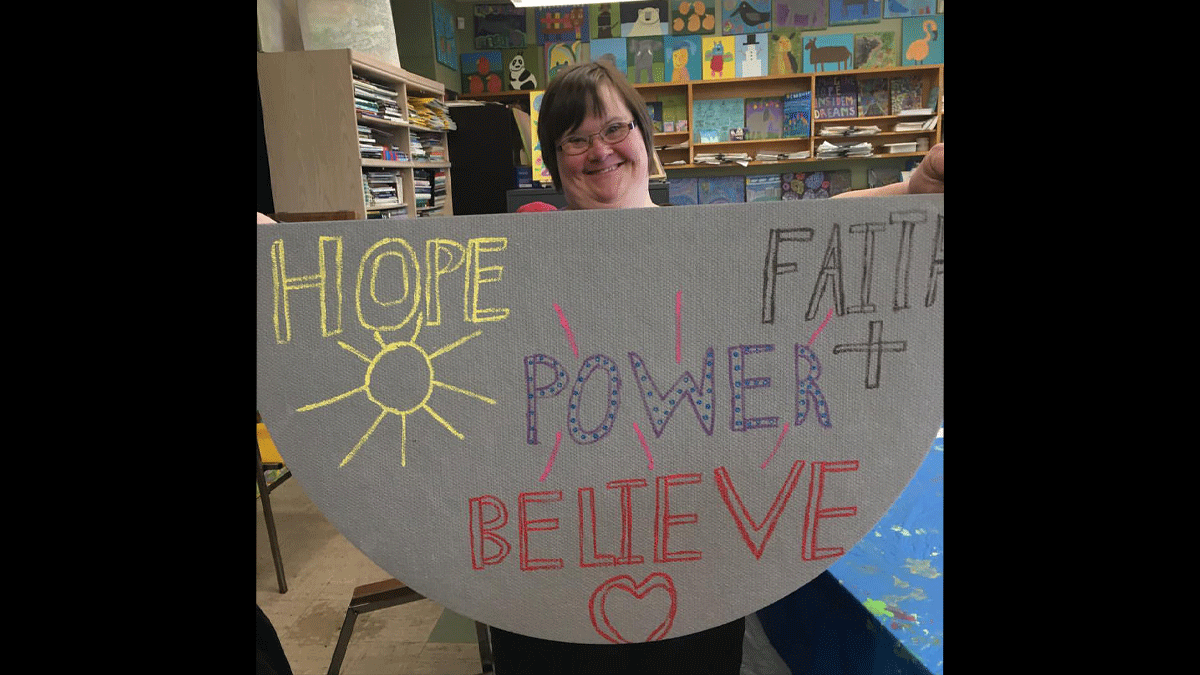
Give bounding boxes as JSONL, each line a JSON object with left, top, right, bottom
{"left": 257, "top": 49, "right": 454, "bottom": 219}
{"left": 463, "top": 64, "right": 941, "bottom": 173}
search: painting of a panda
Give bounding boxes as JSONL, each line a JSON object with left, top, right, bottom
{"left": 508, "top": 55, "right": 537, "bottom": 90}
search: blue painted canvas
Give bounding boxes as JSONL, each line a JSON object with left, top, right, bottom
{"left": 668, "top": 177, "right": 699, "bottom": 205}
{"left": 883, "top": 0, "right": 937, "bottom": 18}
{"left": 590, "top": 38, "right": 627, "bottom": 74}
{"left": 901, "top": 15, "right": 942, "bottom": 65}
{"left": 828, "top": 425, "right": 944, "bottom": 673}
{"left": 801, "top": 34, "right": 854, "bottom": 73}
{"left": 665, "top": 36, "right": 703, "bottom": 82}
{"left": 829, "top": 0, "right": 882, "bottom": 25}
{"left": 735, "top": 33, "right": 769, "bottom": 78}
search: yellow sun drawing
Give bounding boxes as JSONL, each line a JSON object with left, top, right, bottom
{"left": 296, "top": 313, "right": 495, "bottom": 467}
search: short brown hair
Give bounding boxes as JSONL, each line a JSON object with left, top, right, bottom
{"left": 536, "top": 61, "right": 655, "bottom": 192}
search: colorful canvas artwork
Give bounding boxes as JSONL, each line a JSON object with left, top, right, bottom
{"left": 735, "top": 34, "right": 768, "bottom": 78}
{"left": 433, "top": 0, "right": 457, "bottom": 68}
{"left": 745, "top": 173, "right": 782, "bottom": 201}
{"left": 692, "top": 97, "right": 745, "bottom": 144}
{"left": 702, "top": 36, "right": 736, "bottom": 79}
{"left": 801, "top": 33, "right": 854, "bottom": 73}
{"left": 854, "top": 31, "right": 898, "bottom": 69}
{"left": 627, "top": 36, "right": 665, "bottom": 83}
{"left": 721, "top": 0, "right": 772, "bottom": 35}
{"left": 829, "top": 0, "right": 882, "bottom": 25}
{"left": 665, "top": 36, "right": 702, "bottom": 82}
{"left": 502, "top": 47, "right": 542, "bottom": 91}
{"left": 773, "top": 0, "right": 828, "bottom": 30}
{"left": 590, "top": 38, "right": 628, "bottom": 73}
{"left": 461, "top": 51, "right": 504, "bottom": 95}
{"left": 884, "top": 0, "right": 937, "bottom": 18}
{"left": 590, "top": 2, "right": 621, "bottom": 38}
{"left": 902, "top": 15, "right": 942, "bottom": 65}
{"left": 768, "top": 31, "right": 804, "bottom": 75}
{"left": 698, "top": 174, "right": 745, "bottom": 203}
{"left": 545, "top": 41, "right": 589, "bottom": 82}
{"left": 667, "top": 176, "right": 699, "bottom": 204}
{"left": 474, "top": 4, "right": 527, "bottom": 49}
{"left": 670, "top": 0, "right": 717, "bottom": 35}
{"left": 620, "top": 1, "right": 669, "bottom": 37}
{"left": 535, "top": 6, "right": 589, "bottom": 45}
{"left": 744, "top": 97, "right": 782, "bottom": 139}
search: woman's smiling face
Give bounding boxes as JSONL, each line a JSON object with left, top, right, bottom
{"left": 555, "top": 83, "right": 651, "bottom": 210}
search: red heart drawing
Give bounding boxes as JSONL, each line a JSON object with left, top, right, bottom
{"left": 588, "top": 572, "right": 678, "bottom": 643}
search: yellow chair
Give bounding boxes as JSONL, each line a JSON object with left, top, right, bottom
{"left": 257, "top": 412, "right": 292, "bottom": 593}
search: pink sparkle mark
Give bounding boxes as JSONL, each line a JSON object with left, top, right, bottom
{"left": 632, "top": 422, "right": 654, "bottom": 471}
{"left": 539, "top": 431, "right": 563, "bottom": 482}
{"left": 760, "top": 422, "right": 792, "bottom": 469}
{"left": 675, "top": 290, "right": 683, "bottom": 364}
{"left": 807, "top": 307, "right": 836, "bottom": 347}
{"left": 553, "top": 303, "right": 579, "bottom": 358}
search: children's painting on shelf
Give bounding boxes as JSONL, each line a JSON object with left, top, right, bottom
{"left": 590, "top": 1, "right": 621, "bottom": 38}
{"left": 590, "top": 38, "right": 628, "bottom": 73}
{"left": 503, "top": 47, "right": 542, "bottom": 91}
{"left": 735, "top": 33, "right": 767, "bottom": 77}
{"left": 769, "top": 31, "right": 803, "bottom": 75}
{"left": 545, "top": 41, "right": 589, "bottom": 82}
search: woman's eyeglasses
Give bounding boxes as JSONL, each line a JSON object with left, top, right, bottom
{"left": 558, "top": 121, "right": 636, "bottom": 155}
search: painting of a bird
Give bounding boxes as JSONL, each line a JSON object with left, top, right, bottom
{"left": 728, "top": 1, "right": 771, "bottom": 27}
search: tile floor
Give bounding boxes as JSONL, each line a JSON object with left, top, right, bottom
{"left": 256, "top": 476, "right": 488, "bottom": 675}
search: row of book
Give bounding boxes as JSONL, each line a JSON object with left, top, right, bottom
{"left": 363, "top": 170, "right": 404, "bottom": 209}
{"left": 414, "top": 167, "right": 447, "bottom": 214}
{"left": 411, "top": 131, "right": 447, "bottom": 163}
{"left": 692, "top": 91, "right": 811, "bottom": 144}
{"left": 358, "top": 125, "right": 410, "bottom": 161}
{"left": 354, "top": 75, "right": 404, "bottom": 123}
{"left": 668, "top": 171, "right": 853, "bottom": 205}
{"left": 815, "top": 76, "right": 935, "bottom": 119}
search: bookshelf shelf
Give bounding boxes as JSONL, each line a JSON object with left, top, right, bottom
{"left": 258, "top": 49, "right": 454, "bottom": 219}
{"left": 455, "top": 64, "right": 942, "bottom": 182}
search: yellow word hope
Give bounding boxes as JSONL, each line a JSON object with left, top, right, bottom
{"left": 270, "top": 236, "right": 510, "bottom": 343}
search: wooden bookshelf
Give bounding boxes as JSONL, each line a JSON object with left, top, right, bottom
{"left": 258, "top": 49, "right": 454, "bottom": 219}
{"left": 458, "top": 64, "right": 942, "bottom": 173}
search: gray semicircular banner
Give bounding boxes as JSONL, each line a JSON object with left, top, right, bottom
{"left": 256, "top": 195, "right": 943, "bottom": 644}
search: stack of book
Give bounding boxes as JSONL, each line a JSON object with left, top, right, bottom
{"left": 819, "top": 125, "right": 881, "bottom": 136}
{"left": 893, "top": 117, "right": 937, "bottom": 132}
{"left": 362, "top": 171, "right": 403, "bottom": 209}
{"left": 411, "top": 131, "right": 447, "bottom": 163}
{"left": 754, "top": 149, "right": 810, "bottom": 162}
{"left": 368, "top": 207, "right": 408, "bottom": 219}
{"left": 413, "top": 167, "right": 447, "bottom": 216}
{"left": 407, "top": 97, "right": 457, "bottom": 131}
{"left": 816, "top": 140, "right": 873, "bottom": 158}
{"left": 354, "top": 76, "right": 404, "bottom": 123}
{"left": 693, "top": 152, "right": 752, "bottom": 166}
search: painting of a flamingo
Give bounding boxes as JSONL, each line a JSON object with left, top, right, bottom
{"left": 902, "top": 15, "right": 942, "bottom": 65}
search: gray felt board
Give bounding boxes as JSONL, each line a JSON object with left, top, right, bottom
{"left": 256, "top": 195, "right": 944, "bottom": 644}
